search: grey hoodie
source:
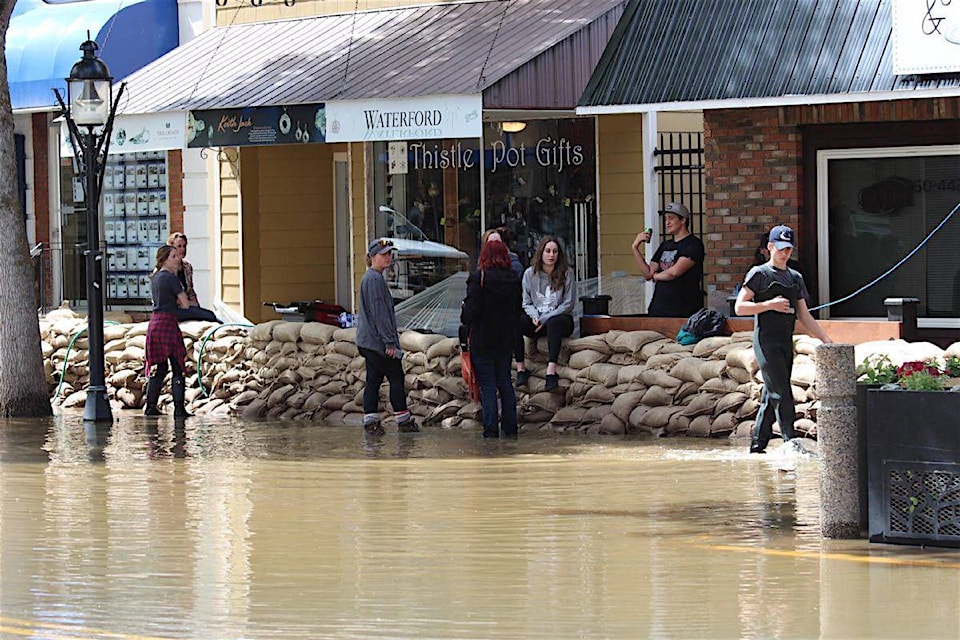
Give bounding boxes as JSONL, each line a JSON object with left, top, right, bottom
{"left": 356, "top": 267, "right": 399, "bottom": 352}
{"left": 521, "top": 267, "right": 575, "bottom": 324}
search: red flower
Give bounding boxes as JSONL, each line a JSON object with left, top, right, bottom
{"left": 896, "top": 361, "right": 942, "bottom": 378}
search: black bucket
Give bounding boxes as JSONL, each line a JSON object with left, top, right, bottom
{"left": 580, "top": 295, "right": 612, "bottom": 316}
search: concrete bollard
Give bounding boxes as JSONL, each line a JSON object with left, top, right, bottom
{"left": 815, "top": 343, "right": 860, "bottom": 539}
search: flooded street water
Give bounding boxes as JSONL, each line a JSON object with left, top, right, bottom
{"left": 1, "top": 414, "right": 957, "bottom": 639}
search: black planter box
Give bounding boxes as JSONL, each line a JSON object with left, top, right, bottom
{"left": 866, "top": 390, "right": 960, "bottom": 548}
{"left": 856, "top": 383, "right": 882, "bottom": 533}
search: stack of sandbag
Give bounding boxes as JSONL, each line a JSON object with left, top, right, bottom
{"left": 515, "top": 330, "right": 766, "bottom": 437}
{"left": 42, "top": 308, "right": 960, "bottom": 437}
{"left": 40, "top": 305, "right": 231, "bottom": 413}
{"left": 226, "top": 321, "right": 469, "bottom": 427}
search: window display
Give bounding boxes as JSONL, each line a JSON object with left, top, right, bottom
{"left": 60, "top": 151, "right": 170, "bottom": 304}
{"left": 373, "top": 139, "right": 479, "bottom": 301}
{"left": 370, "top": 119, "right": 598, "bottom": 305}
{"left": 483, "top": 119, "right": 597, "bottom": 279}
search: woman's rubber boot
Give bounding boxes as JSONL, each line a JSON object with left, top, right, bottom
{"left": 171, "top": 377, "right": 193, "bottom": 418}
{"left": 143, "top": 374, "right": 164, "bottom": 416}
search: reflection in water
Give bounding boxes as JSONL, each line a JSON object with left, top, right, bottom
{"left": 0, "top": 415, "right": 954, "bottom": 639}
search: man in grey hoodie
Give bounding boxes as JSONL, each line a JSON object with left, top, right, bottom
{"left": 356, "top": 239, "right": 419, "bottom": 434}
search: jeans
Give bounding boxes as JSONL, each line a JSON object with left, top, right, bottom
{"left": 359, "top": 347, "right": 408, "bottom": 414}
{"left": 516, "top": 314, "right": 574, "bottom": 363}
{"left": 177, "top": 305, "right": 221, "bottom": 323}
{"left": 472, "top": 349, "right": 517, "bottom": 437}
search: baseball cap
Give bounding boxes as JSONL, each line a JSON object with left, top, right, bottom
{"left": 659, "top": 202, "right": 690, "bottom": 219}
{"left": 367, "top": 238, "right": 395, "bottom": 257}
{"left": 768, "top": 225, "right": 794, "bottom": 250}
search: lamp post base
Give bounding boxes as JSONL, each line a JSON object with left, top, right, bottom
{"left": 83, "top": 386, "right": 113, "bottom": 424}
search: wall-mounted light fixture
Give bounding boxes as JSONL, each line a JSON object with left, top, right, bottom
{"left": 501, "top": 121, "right": 527, "bottom": 133}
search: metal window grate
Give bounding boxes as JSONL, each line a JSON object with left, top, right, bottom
{"left": 654, "top": 132, "right": 704, "bottom": 237}
{"left": 887, "top": 465, "right": 960, "bottom": 542}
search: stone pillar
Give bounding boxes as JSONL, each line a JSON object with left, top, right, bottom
{"left": 815, "top": 343, "right": 860, "bottom": 538}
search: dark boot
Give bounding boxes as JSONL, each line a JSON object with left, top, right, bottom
{"left": 143, "top": 374, "right": 164, "bottom": 416}
{"left": 397, "top": 417, "right": 420, "bottom": 433}
{"left": 171, "top": 377, "right": 193, "bottom": 418}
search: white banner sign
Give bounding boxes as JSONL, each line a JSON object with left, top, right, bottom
{"left": 893, "top": 0, "right": 960, "bottom": 74}
{"left": 60, "top": 112, "right": 187, "bottom": 157}
{"left": 325, "top": 94, "right": 482, "bottom": 142}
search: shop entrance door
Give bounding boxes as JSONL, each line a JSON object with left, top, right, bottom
{"left": 333, "top": 153, "right": 352, "bottom": 311}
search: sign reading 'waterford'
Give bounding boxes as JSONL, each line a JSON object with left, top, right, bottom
{"left": 364, "top": 109, "right": 444, "bottom": 129}
{"left": 326, "top": 95, "right": 482, "bottom": 143}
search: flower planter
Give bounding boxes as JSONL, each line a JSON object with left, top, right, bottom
{"left": 866, "top": 389, "right": 960, "bottom": 548}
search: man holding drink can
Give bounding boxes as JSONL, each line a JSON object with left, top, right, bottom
{"left": 631, "top": 202, "right": 705, "bottom": 317}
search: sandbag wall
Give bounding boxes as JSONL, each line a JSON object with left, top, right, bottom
{"left": 41, "top": 308, "right": 244, "bottom": 413}
{"left": 42, "top": 307, "right": 960, "bottom": 436}
{"left": 207, "top": 323, "right": 824, "bottom": 435}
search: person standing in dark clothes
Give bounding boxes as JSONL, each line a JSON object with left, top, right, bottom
{"left": 735, "top": 225, "right": 832, "bottom": 454}
{"left": 356, "top": 238, "right": 419, "bottom": 435}
{"left": 461, "top": 240, "right": 522, "bottom": 438}
{"left": 631, "top": 202, "right": 705, "bottom": 317}
{"left": 482, "top": 227, "right": 523, "bottom": 278}
{"left": 144, "top": 245, "right": 193, "bottom": 418}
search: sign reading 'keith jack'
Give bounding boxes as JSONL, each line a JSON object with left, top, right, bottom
{"left": 325, "top": 95, "right": 482, "bottom": 143}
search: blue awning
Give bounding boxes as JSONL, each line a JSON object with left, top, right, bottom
{"left": 6, "top": 0, "right": 179, "bottom": 111}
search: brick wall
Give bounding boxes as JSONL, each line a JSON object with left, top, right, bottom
{"left": 703, "top": 107, "right": 801, "bottom": 295}
{"left": 31, "top": 113, "right": 52, "bottom": 308}
{"left": 167, "top": 149, "right": 184, "bottom": 234}
{"left": 702, "top": 98, "right": 960, "bottom": 297}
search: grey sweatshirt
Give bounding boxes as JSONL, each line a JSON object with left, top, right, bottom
{"left": 356, "top": 267, "right": 399, "bottom": 352}
{"left": 521, "top": 267, "right": 576, "bottom": 324}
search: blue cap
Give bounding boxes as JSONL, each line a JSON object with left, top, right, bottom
{"left": 367, "top": 238, "right": 395, "bottom": 257}
{"left": 768, "top": 225, "right": 794, "bottom": 250}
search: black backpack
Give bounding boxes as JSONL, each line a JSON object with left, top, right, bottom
{"left": 681, "top": 308, "right": 728, "bottom": 339}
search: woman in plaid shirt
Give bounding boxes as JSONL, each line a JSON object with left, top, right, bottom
{"left": 144, "top": 245, "right": 193, "bottom": 417}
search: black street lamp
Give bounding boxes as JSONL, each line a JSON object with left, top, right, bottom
{"left": 54, "top": 38, "right": 125, "bottom": 425}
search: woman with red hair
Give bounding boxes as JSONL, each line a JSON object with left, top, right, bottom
{"left": 461, "top": 239, "right": 522, "bottom": 438}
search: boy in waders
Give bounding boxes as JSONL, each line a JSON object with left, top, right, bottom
{"left": 734, "top": 225, "right": 832, "bottom": 454}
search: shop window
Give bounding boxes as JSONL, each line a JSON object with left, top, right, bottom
{"left": 821, "top": 147, "right": 960, "bottom": 321}
{"left": 372, "top": 139, "right": 480, "bottom": 301}
{"left": 59, "top": 151, "right": 171, "bottom": 305}
{"left": 483, "top": 119, "right": 597, "bottom": 279}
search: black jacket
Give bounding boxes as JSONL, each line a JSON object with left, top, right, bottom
{"left": 460, "top": 266, "right": 521, "bottom": 353}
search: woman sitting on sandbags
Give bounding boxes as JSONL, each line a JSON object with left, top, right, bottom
{"left": 516, "top": 236, "right": 576, "bottom": 392}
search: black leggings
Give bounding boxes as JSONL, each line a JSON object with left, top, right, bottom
{"left": 150, "top": 357, "right": 185, "bottom": 384}
{"left": 360, "top": 347, "right": 408, "bottom": 414}
{"left": 515, "top": 314, "right": 574, "bottom": 364}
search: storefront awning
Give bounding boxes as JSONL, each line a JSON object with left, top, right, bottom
{"left": 578, "top": 0, "right": 960, "bottom": 114}
{"left": 5, "top": 0, "right": 179, "bottom": 112}
{"left": 115, "top": 0, "right": 624, "bottom": 115}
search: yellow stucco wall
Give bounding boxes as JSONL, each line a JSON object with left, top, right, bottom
{"left": 597, "top": 114, "right": 643, "bottom": 277}
{"left": 596, "top": 111, "right": 705, "bottom": 278}
{"left": 216, "top": 0, "right": 458, "bottom": 25}
{"left": 218, "top": 148, "right": 242, "bottom": 310}
{"left": 238, "top": 144, "right": 338, "bottom": 324}
{"left": 351, "top": 142, "right": 369, "bottom": 304}
{"left": 659, "top": 111, "right": 704, "bottom": 133}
